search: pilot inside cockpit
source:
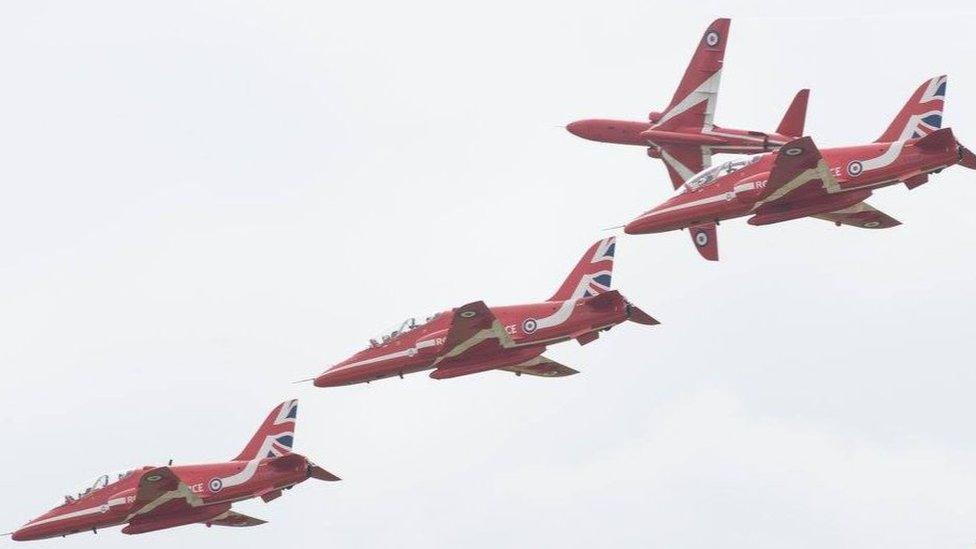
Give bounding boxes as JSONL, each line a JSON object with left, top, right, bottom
{"left": 682, "top": 156, "right": 760, "bottom": 192}
{"left": 369, "top": 313, "right": 441, "bottom": 347}
{"left": 61, "top": 471, "right": 133, "bottom": 505}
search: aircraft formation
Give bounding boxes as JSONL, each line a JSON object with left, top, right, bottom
{"left": 6, "top": 17, "right": 973, "bottom": 541}
{"left": 569, "top": 19, "right": 973, "bottom": 260}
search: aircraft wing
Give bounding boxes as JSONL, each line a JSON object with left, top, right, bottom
{"left": 434, "top": 301, "right": 515, "bottom": 366}
{"left": 654, "top": 18, "right": 728, "bottom": 133}
{"left": 758, "top": 137, "right": 841, "bottom": 205}
{"left": 127, "top": 467, "right": 203, "bottom": 520}
{"left": 812, "top": 201, "right": 901, "bottom": 229}
{"left": 658, "top": 144, "right": 710, "bottom": 190}
{"left": 209, "top": 510, "right": 267, "bottom": 528}
{"left": 499, "top": 356, "right": 579, "bottom": 378}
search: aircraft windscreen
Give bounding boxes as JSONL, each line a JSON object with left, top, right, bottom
{"left": 682, "top": 156, "right": 759, "bottom": 192}
{"left": 370, "top": 313, "right": 441, "bottom": 347}
{"left": 60, "top": 470, "right": 135, "bottom": 505}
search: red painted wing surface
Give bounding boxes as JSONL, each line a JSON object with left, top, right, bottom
{"left": 500, "top": 356, "right": 579, "bottom": 378}
{"left": 812, "top": 202, "right": 901, "bottom": 229}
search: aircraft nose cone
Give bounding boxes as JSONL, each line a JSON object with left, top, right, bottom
{"left": 313, "top": 365, "right": 348, "bottom": 388}
{"left": 313, "top": 371, "right": 334, "bottom": 388}
{"left": 312, "top": 375, "right": 330, "bottom": 388}
{"left": 11, "top": 526, "right": 37, "bottom": 541}
{"left": 565, "top": 120, "right": 588, "bottom": 138}
{"left": 623, "top": 219, "right": 642, "bottom": 235}
{"left": 624, "top": 211, "right": 659, "bottom": 235}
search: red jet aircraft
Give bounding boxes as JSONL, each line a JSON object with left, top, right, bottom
{"left": 8, "top": 400, "right": 338, "bottom": 541}
{"left": 566, "top": 18, "right": 809, "bottom": 259}
{"left": 624, "top": 76, "right": 976, "bottom": 258}
{"left": 313, "top": 237, "right": 657, "bottom": 387}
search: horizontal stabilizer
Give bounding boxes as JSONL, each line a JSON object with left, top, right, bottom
{"left": 309, "top": 464, "right": 341, "bottom": 481}
{"left": 960, "top": 145, "right": 976, "bottom": 169}
{"left": 627, "top": 304, "right": 659, "bottom": 325}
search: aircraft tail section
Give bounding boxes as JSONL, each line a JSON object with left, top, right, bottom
{"left": 233, "top": 400, "right": 297, "bottom": 462}
{"left": 548, "top": 237, "right": 615, "bottom": 302}
{"left": 914, "top": 127, "right": 956, "bottom": 151}
{"left": 876, "top": 75, "right": 946, "bottom": 143}
{"left": 268, "top": 452, "right": 340, "bottom": 482}
{"left": 913, "top": 127, "right": 976, "bottom": 171}
{"left": 959, "top": 145, "right": 976, "bottom": 169}
{"left": 776, "top": 89, "right": 810, "bottom": 137}
{"left": 652, "top": 18, "right": 729, "bottom": 132}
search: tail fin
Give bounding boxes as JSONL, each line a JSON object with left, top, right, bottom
{"left": 548, "top": 237, "right": 615, "bottom": 302}
{"left": 233, "top": 400, "right": 298, "bottom": 462}
{"left": 653, "top": 18, "right": 730, "bottom": 132}
{"left": 876, "top": 75, "right": 946, "bottom": 143}
{"left": 776, "top": 89, "right": 809, "bottom": 137}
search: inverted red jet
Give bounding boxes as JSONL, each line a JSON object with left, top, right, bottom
{"left": 567, "top": 18, "right": 809, "bottom": 177}
{"left": 566, "top": 18, "right": 809, "bottom": 259}
{"left": 624, "top": 76, "right": 976, "bottom": 257}
{"left": 9, "top": 401, "right": 338, "bottom": 541}
{"left": 313, "top": 237, "right": 657, "bottom": 387}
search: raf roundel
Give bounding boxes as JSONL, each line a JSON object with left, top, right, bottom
{"left": 705, "top": 30, "right": 720, "bottom": 47}
{"left": 784, "top": 147, "right": 804, "bottom": 156}
{"left": 863, "top": 220, "right": 880, "bottom": 228}
{"left": 208, "top": 478, "right": 223, "bottom": 493}
{"left": 847, "top": 160, "right": 864, "bottom": 177}
{"left": 460, "top": 310, "right": 476, "bottom": 319}
{"left": 146, "top": 474, "right": 162, "bottom": 482}
{"left": 695, "top": 231, "right": 709, "bottom": 247}
{"left": 522, "top": 318, "right": 538, "bottom": 334}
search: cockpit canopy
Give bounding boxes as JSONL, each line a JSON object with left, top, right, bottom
{"left": 61, "top": 470, "right": 135, "bottom": 505}
{"left": 682, "top": 155, "right": 761, "bottom": 193}
{"left": 370, "top": 313, "right": 441, "bottom": 347}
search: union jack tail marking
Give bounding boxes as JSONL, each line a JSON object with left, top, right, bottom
{"left": 233, "top": 400, "right": 298, "bottom": 462}
{"left": 876, "top": 75, "right": 946, "bottom": 143}
{"left": 548, "top": 237, "right": 615, "bottom": 302}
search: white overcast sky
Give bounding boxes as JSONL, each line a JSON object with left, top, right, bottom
{"left": 2, "top": 1, "right": 976, "bottom": 548}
